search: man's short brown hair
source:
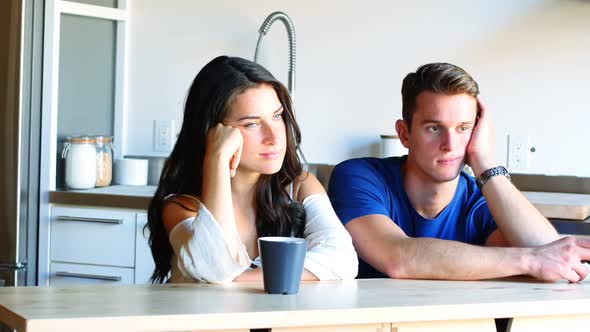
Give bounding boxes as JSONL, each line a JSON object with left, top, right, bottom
{"left": 401, "top": 63, "right": 479, "bottom": 129}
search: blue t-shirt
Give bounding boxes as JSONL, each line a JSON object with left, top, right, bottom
{"left": 328, "top": 156, "right": 497, "bottom": 279}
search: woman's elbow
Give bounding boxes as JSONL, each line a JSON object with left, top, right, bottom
{"left": 187, "top": 269, "right": 231, "bottom": 284}
{"left": 336, "top": 249, "right": 359, "bottom": 280}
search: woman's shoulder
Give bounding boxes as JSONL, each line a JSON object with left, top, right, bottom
{"left": 293, "top": 171, "right": 326, "bottom": 203}
{"left": 162, "top": 194, "right": 201, "bottom": 234}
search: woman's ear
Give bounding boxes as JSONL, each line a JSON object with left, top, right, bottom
{"left": 395, "top": 119, "right": 410, "bottom": 149}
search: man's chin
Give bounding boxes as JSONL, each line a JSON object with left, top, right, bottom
{"left": 432, "top": 169, "right": 463, "bottom": 183}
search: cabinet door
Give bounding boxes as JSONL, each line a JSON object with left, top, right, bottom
{"left": 51, "top": 206, "right": 136, "bottom": 267}
{"left": 274, "top": 324, "right": 390, "bottom": 332}
{"left": 50, "top": 262, "right": 134, "bottom": 286}
{"left": 135, "top": 212, "right": 156, "bottom": 284}
{"left": 510, "top": 315, "right": 590, "bottom": 332}
{"left": 391, "top": 319, "right": 496, "bottom": 332}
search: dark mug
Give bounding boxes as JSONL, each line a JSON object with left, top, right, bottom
{"left": 258, "top": 237, "right": 307, "bottom": 294}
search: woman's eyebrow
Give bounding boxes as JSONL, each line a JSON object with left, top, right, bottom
{"left": 234, "top": 105, "right": 283, "bottom": 121}
{"left": 235, "top": 115, "right": 260, "bottom": 121}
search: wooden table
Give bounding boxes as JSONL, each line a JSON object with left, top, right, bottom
{"left": 1, "top": 278, "right": 590, "bottom": 332}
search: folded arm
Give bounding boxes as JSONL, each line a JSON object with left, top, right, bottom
{"left": 347, "top": 213, "right": 590, "bottom": 282}
{"left": 166, "top": 200, "right": 251, "bottom": 284}
{"left": 295, "top": 173, "right": 359, "bottom": 280}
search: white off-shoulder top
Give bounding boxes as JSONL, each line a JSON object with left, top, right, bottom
{"left": 167, "top": 194, "right": 358, "bottom": 284}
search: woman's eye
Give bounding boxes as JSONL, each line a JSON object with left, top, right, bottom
{"left": 459, "top": 126, "right": 471, "bottom": 132}
{"left": 273, "top": 113, "right": 283, "bottom": 120}
{"left": 245, "top": 122, "right": 259, "bottom": 128}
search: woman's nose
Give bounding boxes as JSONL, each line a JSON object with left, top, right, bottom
{"left": 262, "top": 123, "right": 279, "bottom": 145}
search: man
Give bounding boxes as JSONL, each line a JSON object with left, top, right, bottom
{"left": 328, "top": 62, "right": 590, "bottom": 282}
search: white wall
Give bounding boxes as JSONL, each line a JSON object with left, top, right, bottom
{"left": 126, "top": 0, "right": 590, "bottom": 176}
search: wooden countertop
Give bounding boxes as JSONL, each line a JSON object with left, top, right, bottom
{"left": 1, "top": 278, "right": 590, "bottom": 331}
{"left": 523, "top": 191, "right": 590, "bottom": 221}
{"left": 49, "top": 185, "right": 156, "bottom": 210}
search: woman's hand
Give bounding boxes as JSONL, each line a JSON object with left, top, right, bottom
{"left": 205, "top": 123, "right": 243, "bottom": 177}
{"left": 201, "top": 124, "right": 243, "bottom": 259}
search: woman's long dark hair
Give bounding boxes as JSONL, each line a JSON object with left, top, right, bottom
{"left": 146, "top": 56, "right": 306, "bottom": 283}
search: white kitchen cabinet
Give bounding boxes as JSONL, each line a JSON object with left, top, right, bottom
{"left": 50, "top": 206, "right": 136, "bottom": 267}
{"left": 135, "top": 212, "right": 155, "bottom": 284}
{"left": 47, "top": 205, "right": 155, "bottom": 286}
{"left": 49, "top": 262, "right": 134, "bottom": 286}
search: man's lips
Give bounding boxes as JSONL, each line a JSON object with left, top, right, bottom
{"left": 438, "top": 156, "right": 463, "bottom": 164}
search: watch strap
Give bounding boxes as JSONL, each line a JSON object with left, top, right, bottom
{"left": 476, "top": 166, "right": 510, "bottom": 189}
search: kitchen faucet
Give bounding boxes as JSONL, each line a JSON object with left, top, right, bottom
{"left": 254, "top": 11, "right": 296, "bottom": 103}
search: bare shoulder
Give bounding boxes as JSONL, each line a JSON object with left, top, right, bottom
{"left": 162, "top": 195, "right": 200, "bottom": 234}
{"left": 294, "top": 171, "right": 326, "bottom": 203}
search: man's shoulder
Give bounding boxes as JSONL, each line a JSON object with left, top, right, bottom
{"left": 333, "top": 156, "right": 402, "bottom": 177}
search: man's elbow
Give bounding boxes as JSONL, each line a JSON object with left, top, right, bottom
{"left": 382, "top": 261, "right": 408, "bottom": 279}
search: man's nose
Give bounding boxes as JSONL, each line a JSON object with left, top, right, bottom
{"left": 440, "top": 130, "right": 457, "bottom": 152}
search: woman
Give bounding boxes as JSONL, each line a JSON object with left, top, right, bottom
{"left": 147, "top": 55, "right": 358, "bottom": 284}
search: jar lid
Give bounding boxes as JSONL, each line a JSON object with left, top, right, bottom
{"left": 66, "top": 136, "right": 96, "bottom": 143}
{"left": 95, "top": 136, "right": 113, "bottom": 143}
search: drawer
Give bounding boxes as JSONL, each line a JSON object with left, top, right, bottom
{"left": 50, "top": 206, "right": 136, "bottom": 267}
{"left": 50, "top": 262, "right": 134, "bottom": 286}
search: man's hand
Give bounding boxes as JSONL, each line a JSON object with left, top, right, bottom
{"left": 466, "top": 96, "right": 496, "bottom": 177}
{"left": 527, "top": 237, "right": 590, "bottom": 283}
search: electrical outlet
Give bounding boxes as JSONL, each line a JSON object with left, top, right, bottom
{"left": 154, "top": 120, "right": 175, "bottom": 152}
{"left": 507, "top": 134, "right": 531, "bottom": 170}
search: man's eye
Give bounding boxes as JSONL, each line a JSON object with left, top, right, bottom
{"left": 428, "top": 126, "right": 441, "bottom": 133}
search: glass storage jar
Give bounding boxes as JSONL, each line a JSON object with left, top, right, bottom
{"left": 62, "top": 136, "right": 97, "bottom": 189}
{"left": 95, "top": 136, "right": 113, "bottom": 187}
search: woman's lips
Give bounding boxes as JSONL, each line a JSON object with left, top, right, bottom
{"left": 260, "top": 151, "right": 281, "bottom": 159}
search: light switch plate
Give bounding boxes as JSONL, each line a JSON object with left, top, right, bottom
{"left": 507, "top": 134, "right": 531, "bottom": 170}
{"left": 154, "top": 120, "right": 175, "bottom": 152}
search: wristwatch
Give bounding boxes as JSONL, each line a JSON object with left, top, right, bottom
{"left": 476, "top": 166, "right": 510, "bottom": 189}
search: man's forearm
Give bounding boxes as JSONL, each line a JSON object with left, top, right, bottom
{"left": 387, "top": 237, "right": 530, "bottom": 280}
{"left": 480, "top": 175, "right": 559, "bottom": 247}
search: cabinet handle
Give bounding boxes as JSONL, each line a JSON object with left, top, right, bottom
{"left": 0, "top": 262, "right": 27, "bottom": 271}
{"left": 55, "top": 271, "right": 122, "bottom": 281}
{"left": 56, "top": 216, "right": 123, "bottom": 224}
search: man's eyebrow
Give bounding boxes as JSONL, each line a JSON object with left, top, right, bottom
{"left": 234, "top": 105, "right": 283, "bottom": 121}
{"left": 419, "top": 119, "right": 442, "bottom": 125}
{"left": 419, "top": 119, "right": 474, "bottom": 125}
